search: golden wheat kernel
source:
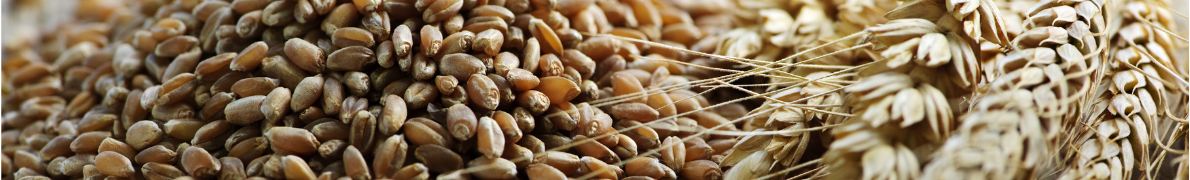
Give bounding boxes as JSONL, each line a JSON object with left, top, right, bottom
{"left": 414, "top": 145, "right": 464, "bottom": 173}
{"left": 135, "top": 145, "right": 177, "bottom": 165}
{"left": 70, "top": 131, "right": 110, "bottom": 153}
{"left": 466, "top": 74, "right": 501, "bottom": 110}
{"left": 422, "top": 0, "right": 462, "bottom": 22}
{"left": 404, "top": 117, "right": 451, "bottom": 147}
{"left": 348, "top": 111, "right": 377, "bottom": 151}
{"left": 126, "top": 121, "right": 163, "bottom": 150}
{"left": 284, "top": 38, "right": 326, "bottom": 73}
{"left": 319, "top": 2, "right": 359, "bottom": 33}
{"left": 282, "top": 155, "right": 316, "bottom": 180}
{"left": 379, "top": 95, "right": 408, "bottom": 136}
{"left": 435, "top": 75, "right": 460, "bottom": 95}
{"left": 290, "top": 76, "right": 324, "bottom": 111}
{"left": 533, "top": 151, "right": 580, "bottom": 175}
{"left": 342, "top": 146, "right": 371, "bottom": 180}
{"left": 332, "top": 27, "right": 376, "bottom": 48}
{"left": 578, "top": 156, "right": 617, "bottom": 179}
{"left": 95, "top": 151, "right": 136, "bottom": 177}
{"left": 97, "top": 137, "right": 137, "bottom": 159}
{"left": 163, "top": 119, "right": 206, "bottom": 141}
{"left": 535, "top": 76, "right": 580, "bottom": 105}
{"left": 472, "top": 29, "right": 505, "bottom": 57}
{"left": 438, "top": 30, "right": 476, "bottom": 58}
{"left": 39, "top": 135, "right": 74, "bottom": 160}
{"left": 468, "top": 156, "right": 517, "bottom": 180}
{"left": 266, "top": 127, "right": 321, "bottom": 155}
{"left": 373, "top": 135, "right": 409, "bottom": 178}
{"left": 323, "top": 77, "right": 346, "bottom": 115}
{"left": 525, "top": 163, "right": 566, "bottom": 180}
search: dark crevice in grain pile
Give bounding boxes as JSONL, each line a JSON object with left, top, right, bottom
{"left": 0, "top": 0, "right": 763, "bottom": 179}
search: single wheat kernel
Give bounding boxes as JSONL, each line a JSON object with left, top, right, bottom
{"left": 96, "top": 151, "right": 136, "bottom": 177}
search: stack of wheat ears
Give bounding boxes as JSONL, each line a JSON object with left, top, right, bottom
{"left": 0, "top": 0, "right": 1186, "bottom": 179}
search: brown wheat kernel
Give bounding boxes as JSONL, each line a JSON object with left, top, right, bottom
{"left": 438, "top": 53, "right": 486, "bottom": 79}
{"left": 142, "top": 162, "right": 184, "bottom": 180}
{"left": 96, "top": 151, "right": 136, "bottom": 177}
{"left": 660, "top": 136, "right": 686, "bottom": 171}
{"left": 613, "top": 134, "right": 638, "bottom": 158}
{"left": 403, "top": 81, "right": 438, "bottom": 109}
{"left": 535, "top": 76, "right": 580, "bottom": 105}
{"left": 14, "top": 150, "right": 43, "bottom": 173}
{"left": 260, "top": 87, "right": 292, "bottom": 124}
{"left": 391, "top": 25, "right": 414, "bottom": 57}
{"left": 349, "top": 111, "right": 377, "bottom": 151}
{"left": 419, "top": 24, "right": 444, "bottom": 56}
{"left": 163, "top": 49, "right": 204, "bottom": 81}
{"left": 625, "top": 157, "right": 673, "bottom": 180}
{"left": 414, "top": 145, "right": 464, "bottom": 173}
{"left": 469, "top": 156, "right": 517, "bottom": 180}
{"left": 315, "top": 139, "right": 346, "bottom": 160}
{"left": 331, "top": 27, "right": 376, "bottom": 48}
{"left": 193, "top": 120, "right": 232, "bottom": 145}
{"left": 534, "top": 151, "right": 580, "bottom": 175}
{"left": 436, "top": 75, "right": 460, "bottom": 95}
{"left": 446, "top": 104, "right": 479, "bottom": 141}
{"left": 322, "top": 77, "right": 345, "bottom": 115}
{"left": 155, "top": 36, "right": 199, "bottom": 57}
{"left": 373, "top": 135, "right": 409, "bottom": 178}
{"left": 514, "top": 90, "right": 550, "bottom": 115}
{"left": 438, "top": 31, "right": 475, "bottom": 58}
{"left": 391, "top": 163, "right": 429, "bottom": 180}
{"left": 380, "top": 95, "right": 409, "bottom": 136}
{"left": 472, "top": 30, "right": 504, "bottom": 57}
{"left": 374, "top": 40, "right": 396, "bottom": 67}
{"left": 284, "top": 38, "right": 326, "bottom": 73}
{"left": 126, "top": 121, "right": 164, "bottom": 150}
{"left": 163, "top": 119, "right": 206, "bottom": 141}
{"left": 225, "top": 96, "right": 267, "bottom": 125}
{"left": 469, "top": 5, "right": 514, "bottom": 21}
{"left": 290, "top": 76, "right": 324, "bottom": 111}
{"left": 527, "top": 163, "right": 567, "bottom": 180}
{"left": 98, "top": 137, "right": 137, "bottom": 159}
{"left": 478, "top": 116, "right": 506, "bottom": 158}
{"left": 492, "top": 52, "right": 520, "bottom": 76}
{"left": 491, "top": 110, "right": 523, "bottom": 143}
{"left": 282, "top": 155, "right": 317, "bottom": 180}
{"left": 310, "top": 120, "right": 349, "bottom": 141}
{"left": 538, "top": 54, "right": 564, "bottom": 77}
{"left": 39, "top": 135, "right": 74, "bottom": 160}
{"left": 337, "top": 96, "right": 369, "bottom": 122}
{"left": 344, "top": 71, "right": 371, "bottom": 96}
{"left": 504, "top": 69, "right": 538, "bottom": 92}
{"left": 343, "top": 146, "right": 371, "bottom": 180}
{"left": 407, "top": 53, "right": 435, "bottom": 81}
{"left": 422, "top": 0, "right": 462, "bottom": 22}
{"left": 236, "top": 11, "right": 266, "bottom": 38}
{"left": 135, "top": 145, "right": 177, "bottom": 164}
{"left": 404, "top": 117, "right": 452, "bottom": 147}
{"left": 466, "top": 74, "right": 500, "bottom": 109}
{"left": 231, "top": 41, "right": 268, "bottom": 71}
{"left": 325, "top": 46, "right": 376, "bottom": 72}
{"left": 266, "top": 127, "right": 321, "bottom": 154}
{"left": 260, "top": 0, "right": 296, "bottom": 26}
{"left": 218, "top": 157, "right": 247, "bottom": 180}
{"left": 199, "top": 93, "right": 233, "bottom": 120}
{"left": 573, "top": 135, "right": 619, "bottom": 163}
{"left": 444, "top": 14, "right": 465, "bottom": 34}
{"left": 579, "top": 156, "right": 617, "bottom": 179}
{"left": 70, "top": 131, "right": 109, "bottom": 153}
